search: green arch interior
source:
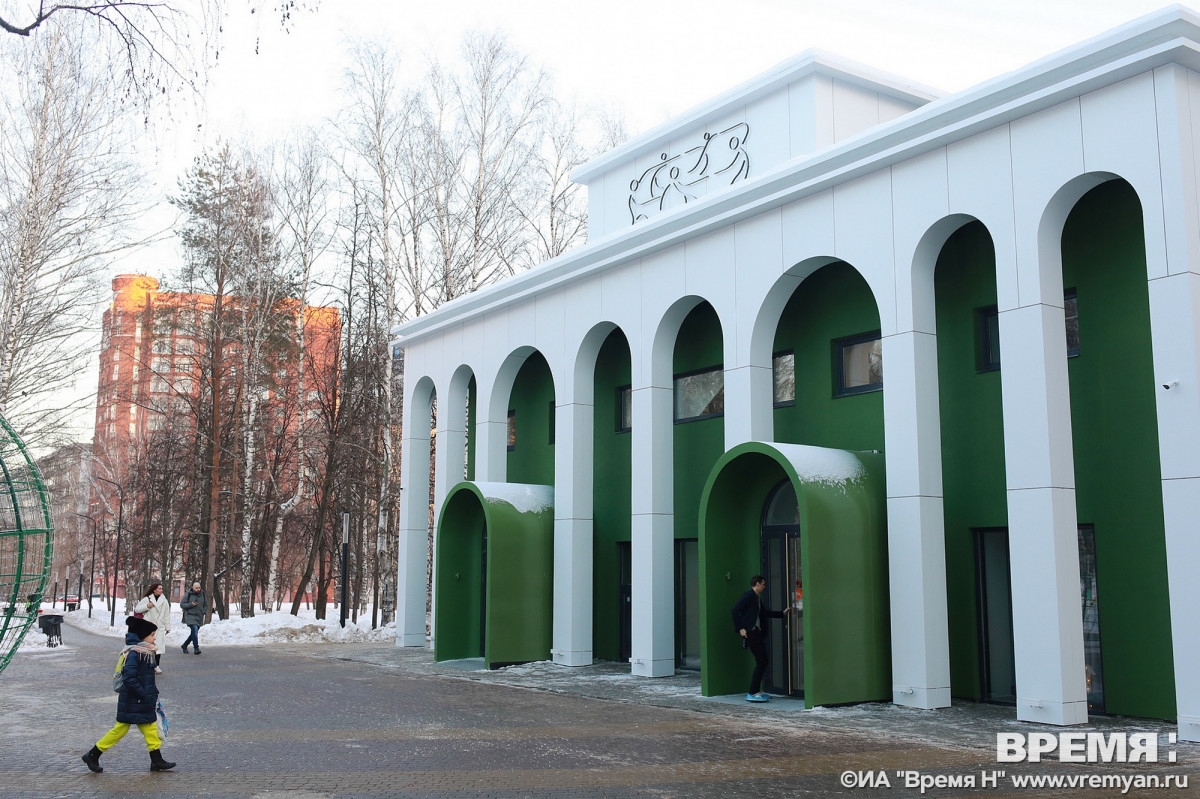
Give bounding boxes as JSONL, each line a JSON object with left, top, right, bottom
{"left": 434, "top": 482, "right": 554, "bottom": 669}
{"left": 699, "top": 443, "right": 889, "bottom": 707}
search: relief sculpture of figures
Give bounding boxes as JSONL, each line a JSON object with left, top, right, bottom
{"left": 628, "top": 123, "right": 750, "bottom": 224}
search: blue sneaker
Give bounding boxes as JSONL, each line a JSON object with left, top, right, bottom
{"left": 746, "top": 693, "right": 768, "bottom": 702}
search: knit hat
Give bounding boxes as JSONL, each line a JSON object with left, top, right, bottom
{"left": 126, "top": 616, "right": 158, "bottom": 640}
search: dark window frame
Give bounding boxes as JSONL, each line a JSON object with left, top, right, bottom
{"left": 506, "top": 409, "right": 516, "bottom": 451}
{"left": 616, "top": 385, "right": 632, "bottom": 433}
{"left": 673, "top": 365, "right": 725, "bottom": 424}
{"left": 772, "top": 350, "right": 796, "bottom": 408}
{"left": 834, "top": 331, "right": 883, "bottom": 397}
{"left": 548, "top": 399, "right": 556, "bottom": 445}
{"left": 1064, "top": 288, "right": 1080, "bottom": 358}
{"left": 977, "top": 305, "right": 1001, "bottom": 373}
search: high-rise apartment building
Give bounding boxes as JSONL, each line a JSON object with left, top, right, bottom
{"left": 90, "top": 274, "right": 340, "bottom": 601}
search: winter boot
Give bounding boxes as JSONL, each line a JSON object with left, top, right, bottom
{"left": 149, "top": 748, "right": 176, "bottom": 771}
{"left": 82, "top": 746, "right": 103, "bottom": 773}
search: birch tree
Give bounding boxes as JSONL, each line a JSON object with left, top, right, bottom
{"left": 455, "top": 31, "right": 550, "bottom": 292}
{"left": 0, "top": 23, "right": 148, "bottom": 446}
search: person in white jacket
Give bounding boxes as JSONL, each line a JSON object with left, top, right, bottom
{"left": 134, "top": 583, "right": 171, "bottom": 674}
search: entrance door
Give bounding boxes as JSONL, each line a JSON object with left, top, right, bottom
{"left": 675, "top": 539, "right": 700, "bottom": 670}
{"left": 1078, "top": 525, "right": 1105, "bottom": 714}
{"left": 617, "top": 542, "right": 631, "bottom": 662}
{"left": 479, "top": 524, "right": 488, "bottom": 658}
{"left": 760, "top": 480, "right": 803, "bottom": 697}
{"left": 974, "top": 528, "right": 1016, "bottom": 704}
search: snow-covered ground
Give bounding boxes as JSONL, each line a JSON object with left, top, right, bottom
{"left": 17, "top": 602, "right": 396, "bottom": 653}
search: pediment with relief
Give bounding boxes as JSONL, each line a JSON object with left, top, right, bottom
{"left": 627, "top": 123, "right": 750, "bottom": 225}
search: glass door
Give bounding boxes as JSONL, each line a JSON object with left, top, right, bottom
{"left": 974, "top": 528, "right": 1016, "bottom": 704}
{"left": 761, "top": 480, "right": 803, "bottom": 697}
{"left": 675, "top": 540, "right": 700, "bottom": 670}
{"left": 1078, "top": 525, "right": 1105, "bottom": 714}
{"left": 617, "top": 542, "right": 631, "bottom": 663}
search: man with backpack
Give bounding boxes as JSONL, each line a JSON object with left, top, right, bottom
{"left": 81, "top": 616, "right": 176, "bottom": 772}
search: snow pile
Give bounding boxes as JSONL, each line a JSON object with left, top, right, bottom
{"left": 29, "top": 603, "right": 397, "bottom": 648}
{"left": 474, "top": 481, "right": 554, "bottom": 514}
{"left": 773, "top": 444, "right": 866, "bottom": 488}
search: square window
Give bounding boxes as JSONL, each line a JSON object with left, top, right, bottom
{"left": 616, "top": 385, "right": 632, "bottom": 433}
{"left": 1064, "top": 289, "right": 1080, "bottom": 358}
{"left": 507, "top": 410, "right": 516, "bottom": 451}
{"left": 772, "top": 351, "right": 795, "bottom": 406}
{"left": 674, "top": 367, "right": 724, "bottom": 422}
{"left": 836, "top": 333, "right": 883, "bottom": 396}
{"left": 978, "top": 306, "right": 1001, "bottom": 372}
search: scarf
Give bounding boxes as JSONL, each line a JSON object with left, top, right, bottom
{"left": 126, "top": 642, "right": 156, "bottom": 662}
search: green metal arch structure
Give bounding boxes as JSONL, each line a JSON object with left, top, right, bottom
{"left": 0, "top": 414, "right": 53, "bottom": 675}
{"left": 435, "top": 481, "right": 554, "bottom": 669}
{"left": 698, "top": 441, "right": 890, "bottom": 707}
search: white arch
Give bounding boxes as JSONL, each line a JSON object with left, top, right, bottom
{"left": 552, "top": 322, "right": 631, "bottom": 667}
{"left": 397, "top": 373, "right": 437, "bottom": 648}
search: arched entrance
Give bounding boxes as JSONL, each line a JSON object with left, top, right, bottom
{"left": 759, "top": 479, "right": 803, "bottom": 697}
{"left": 699, "top": 441, "right": 889, "bottom": 707}
{"left": 434, "top": 481, "right": 554, "bottom": 669}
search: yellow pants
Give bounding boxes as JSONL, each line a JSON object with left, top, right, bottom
{"left": 96, "top": 721, "right": 161, "bottom": 752}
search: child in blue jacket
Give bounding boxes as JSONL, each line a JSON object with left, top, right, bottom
{"left": 81, "top": 616, "right": 176, "bottom": 772}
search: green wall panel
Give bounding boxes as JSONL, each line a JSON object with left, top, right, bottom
{"left": 592, "top": 330, "right": 632, "bottom": 661}
{"left": 674, "top": 303, "right": 725, "bottom": 542}
{"left": 773, "top": 262, "right": 884, "bottom": 451}
{"left": 434, "top": 481, "right": 554, "bottom": 668}
{"left": 934, "top": 221, "right": 1006, "bottom": 701}
{"left": 507, "top": 352, "right": 555, "bottom": 485}
{"left": 1062, "top": 181, "right": 1174, "bottom": 720}
{"left": 698, "top": 443, "right": 890, "bottom": 707}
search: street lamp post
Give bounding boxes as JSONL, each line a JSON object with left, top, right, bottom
{"left": 92, "top": 473, "right": 125, "bottom": 627}
{"left": 109, "top": 494, "right": 124, "bottom": 627}
{"left": 88, "top": 517, "right": 97, "bottom": 618}
{"left": 340, "top": 513, "right": 349, "bottom": 629}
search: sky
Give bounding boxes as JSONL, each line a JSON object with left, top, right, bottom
{"left": 63, "top": 0, "right": 1190, "bottom": 441}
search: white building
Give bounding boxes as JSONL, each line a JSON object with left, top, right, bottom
{"left": 393, "top": 7, "right": 1200, "bottom": 741}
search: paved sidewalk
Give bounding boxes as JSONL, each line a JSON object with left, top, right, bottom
{"left": 327, "top": 639, "right": 1191, "bottom": 755}
{"left": 0, "top": 620, "right": 1195, "bottom": 798}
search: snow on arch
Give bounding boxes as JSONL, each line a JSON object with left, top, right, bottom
{"left": 473, "top": 482, "right": 554, "bottom": 515}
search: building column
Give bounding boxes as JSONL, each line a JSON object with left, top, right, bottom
{"left": 396, "top": 392, "right": 433, "bottom": 648}
{"left": 472, "top": 378, "right": 507, "bottom": 483}
{"left": 999, "top": 298, "right": 1087, "bottom": 726}
{"left": 881, "top": 329, "right": 952, "bottom": 709}
{"left": 552, "top": 397, "right": 594, "bottom": 666}
{"left": 1151, "top": 64, "right": 1200, "bottom": 743}
{"left": 1148, "top": 272, "right": 1200, "bottom": 742}
{"left": 428, "top": 397, "right": 465, "bottom": 648}
{"left": 723, "top": 363, "right": 772, "bottom": 448}
{"left": 629, "top": 383, "right": 675, "bottom": 677}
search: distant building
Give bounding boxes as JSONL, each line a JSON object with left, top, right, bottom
{"left": 91, "top": 274, "right": 341, "bottom": 602}
{"left": 37, "top": 441, "right": 94, "bottom": 599}
{"left": 393, "top": 8, "right": 1200, "bottom": 743}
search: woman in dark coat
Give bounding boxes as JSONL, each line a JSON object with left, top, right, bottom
{"left": 81, "top": 616, "right": 176, "bottom": 772}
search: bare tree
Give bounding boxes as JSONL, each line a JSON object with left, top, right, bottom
{"left": 0, "top": 2, "right": 321, "bottom": 112}
{"left": 263, "top": 130, "right": 333, "bottom": 610}
{"left": 455, "top": 31, "right": 550, "bottom": 292}
{"left": 0, "top": 23, "right": 149, "bottom": 446}
{"left": 521, "top": 99, "right": 589, "bottom": 262}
